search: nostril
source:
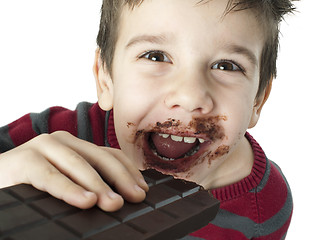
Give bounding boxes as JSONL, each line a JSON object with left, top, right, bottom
{"left": 164, "top": 91, "right": 213, "bottom": 114}
{"left": 169, "top": 104, "right": 180, "bottom": 110}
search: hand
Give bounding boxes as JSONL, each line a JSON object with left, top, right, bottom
{"left": 0, "top": 131, "right": 149, "bottom": 211}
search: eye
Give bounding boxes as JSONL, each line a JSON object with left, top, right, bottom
{"left": 139, "top": 51, "right": 171, "bottom": 63}
{"left": 212, "top": 60, "right": 243, "bottom": 72}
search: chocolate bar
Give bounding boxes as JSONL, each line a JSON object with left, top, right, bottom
{"left": 0, "top": 169, "right": 219, "bottom": 240}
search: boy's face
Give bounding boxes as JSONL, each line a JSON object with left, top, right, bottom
{"left": 98, "top": 0, "right": 267, "bottom": 187}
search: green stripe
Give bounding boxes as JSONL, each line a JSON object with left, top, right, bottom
{"left": 180, "top": 236, "right": 205, "bottom": 240}
{"left": 212, "top": 182, "right": 292, "bottom": 238}
{"left": 211, "top": 209, "right": 255, "bottom": 239}
{"left": 250, "top": 157, "right": 271, "bottom": 193}
{"left": 0, "top": 125, "right": 16, "bottom": 152}
{"left": 104, "top": 110, "right": 111, "bottom": 147}
{"left": 30, "top": 108, "right": 50, "bottom": 134}
{"left": 76, "top": 102, "right": 94, "bottom": 143}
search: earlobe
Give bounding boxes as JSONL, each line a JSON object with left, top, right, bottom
{"left": 248, "top": 78, "right": 273, "bottom": 128}
{"left": 93, "top": 48, "right": 114, "bottom": 111}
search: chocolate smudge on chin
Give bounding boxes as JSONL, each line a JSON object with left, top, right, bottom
{"left": 127, "top": 122, "right": 135, "bottom": 128}
{"left": 208, "top": 145, "right": 230, "bottom": 165}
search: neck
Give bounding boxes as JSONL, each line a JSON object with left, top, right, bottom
{"left": 204, "top": 135, "right": 254, "bottom": 189}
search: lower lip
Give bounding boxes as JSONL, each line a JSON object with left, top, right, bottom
{"left": 142, "top": 133, "right": 210, "bottom": 174}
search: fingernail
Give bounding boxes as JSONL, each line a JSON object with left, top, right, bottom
{"left": 83, "top": 191, "right": 95, "bottom": 199}
{"left": 134, "top": 184, "right": 145, "bottom": 193}
{"left": 139, "top": 178, "right": 149, "bottom": 190}
{"left": 108, "top": 191, "right": 121, "bottom": 200}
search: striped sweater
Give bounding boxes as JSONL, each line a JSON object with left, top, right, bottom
{"left": 0, "top": 102, "right": 293, "bottom": 239}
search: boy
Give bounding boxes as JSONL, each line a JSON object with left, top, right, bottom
{"left": 0, "top": 0, "right": 295, "bottom": 239}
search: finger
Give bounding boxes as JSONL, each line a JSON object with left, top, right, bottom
{"left": 103, "top": 147, "right": 149, "bottom": 192}
{"left": 50, "top": 131, "right": 147, "bottom": 203}
{"left": 20, "top": 151, "right": 98, "bottom": 209}
{"left": 28, "top": 134, "right": 124, "bottom": 211}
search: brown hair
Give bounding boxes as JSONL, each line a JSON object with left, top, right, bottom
{"left": 96, "top": 0, "right": 297, "bottom": 98}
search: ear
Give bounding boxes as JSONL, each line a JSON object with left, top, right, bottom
{"left": 248, "top": 77, "right": 273, "bottom": 128}
{"left": 93, "top": 48, "right": 114, "bottom": 111}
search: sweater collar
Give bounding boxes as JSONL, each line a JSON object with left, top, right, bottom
{"left": 106, "top": 110, "right": 120, "bottom": 149}
{"left": 210, "top": 132, "right": 267, "bottom": 201}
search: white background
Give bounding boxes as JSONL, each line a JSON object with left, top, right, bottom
{"left": 0, "top": 1, "right": 332, "bottom": 239}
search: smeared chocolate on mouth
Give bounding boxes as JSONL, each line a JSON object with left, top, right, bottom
{"left": 150, "top": 133, "right": 200, "bottom": 159}
{"left": 133, "top": 115, "right": 229, "bottom": 175}
{"left": 189, "top": 116, "right": 227, "bottom": 140}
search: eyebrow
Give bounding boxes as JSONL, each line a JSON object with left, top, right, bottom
{"left": 125, "top": 34, "right": 170, "bottom": 49}
{"left": 224, "top": 44, "right": 259, "bottom": 67}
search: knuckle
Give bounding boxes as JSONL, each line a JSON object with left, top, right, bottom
{"left": 37, "top": 167, "right": 61, "bottom": 191}
{"left": 90, "top": 176, "right": 106, "bottom": 190}
{"left": 51, "top": 130, "right": 71, "bottom": 138}
{"left": 23, "top": 154, "right": 57, "bottom": 188}
{"left": 30, "top": 133, "right": 52, "bottom": 144}
{"left": 91, "top": 151, "right": 109, "bottom": 168}
{"left": 45, "top": 167, "right": 61, "bottom": 179}
{"left": 41, "top": 165, "right": 57, "bottom": 179}
{"left": 21, "top": 148, "right": 42, "bottom": 162}
{"left": 67, "top": 153, "right": 85, "bottom": 165}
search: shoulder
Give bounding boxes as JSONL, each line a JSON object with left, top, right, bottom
{"left": 254, "top": 159, "right": 292, "bottom": 207}
{"left": 252, "top": 158, "right": 293, "bottom": 238}
{"left": 208, "top": 158, "right": 293, "bottom": 239}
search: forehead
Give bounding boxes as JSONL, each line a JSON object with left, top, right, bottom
{"left": 117, "top": 0, "right": 264, "bottom": 58}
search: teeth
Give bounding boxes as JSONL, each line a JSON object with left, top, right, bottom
{"left": 158, "top": 133, "right": 170, "bottom": 138}
{"left": 184, "top": 137, "right": 196, "bottom": 143}
{"left": 151, "top": 140, "right": 200, "bottom": 161}
{"left": 170, "top": 135, "right": 183, "bottom": 142}
{"left": 157, "top": 133, "right": 205, "bottom": 144}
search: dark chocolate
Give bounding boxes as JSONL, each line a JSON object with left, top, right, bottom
{"left": 0, "top": 169, "right": 219, "bottom": 240}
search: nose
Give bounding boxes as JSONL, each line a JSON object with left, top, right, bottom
{"left": 164, "top": 71, "right": 214, "bottom": 114}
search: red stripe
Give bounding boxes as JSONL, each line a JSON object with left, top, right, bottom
{"left": 48, "top": 107, "right": 77, "bottom": 136}
{"left": 256, "top": 162, "right": 289, "bottom": 222}
{"left": 107, "top": 110, "right": 120, "bottom": 149}
{"left": 8, "top": 114, "right": 37, "bottom": 147}
{"left": 254, "top": 213, "right": 292, "bottom": 240}
{"left": 190, "top": 223, "right": 248, "bottom": 240}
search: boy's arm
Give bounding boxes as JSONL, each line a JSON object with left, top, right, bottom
{"left": 0, "top": 124, "right": 17, "bottom": 153}
{"left": 0, "top": 112, "right": 40, "bottom": 153}
{"left": 0, "top": 102, "right": 148, "bottom": 211}
{"left": 0, "top": 102, "right": 105, "bottom": 153}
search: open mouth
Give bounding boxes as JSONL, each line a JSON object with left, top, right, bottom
{"left": 142, "top": 132, "right": 211, "bottom": 174}
{"left": 149, "top": 133, "right": 205, "bottom": 160}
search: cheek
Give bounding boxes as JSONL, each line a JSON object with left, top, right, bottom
{"left": 114, "top": 109, "right": 139, "bottom": 147}
{"left": 113, "top": 82, "right": 147, "bottom": 123}
{"left": 113, "top": 117, "right": 145, "bottom": 169}
{"left": 220, "top": 97, "right": 254, "bottom": 143}
{"left": 113, "top": 73, "right": 161, "bottom": 114}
